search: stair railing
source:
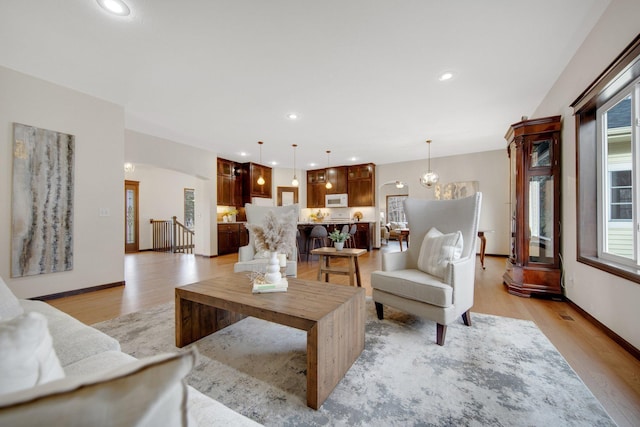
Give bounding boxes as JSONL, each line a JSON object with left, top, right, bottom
{"left": 150, "top": 216, "right": 194, "bottom": 254}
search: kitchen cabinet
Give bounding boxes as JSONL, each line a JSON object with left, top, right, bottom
{"left": 217, "top": 223, "right": 248, "bottom": 255}
{"left": 503, "top": 116, "right": 562, "bottom": 297}
{"left": 353, "top": 222, "right": 372, "bottom": 250}
{"left": 326, "top": 166, "right": 348, "bottom": 194}
{"left": 347, "top": 163, "right": 376, "bottom": 207}
{"left": 307, "top": 169, "right": 327, "bottom": 208}
{"left": 217, "top": 158, "right": 241, "bottom": 206}
{"left": 242, "top": 162, "right": 272, "bottom": 204}
{"left": 307, "top": 165, "right": 362, "bottom": 207}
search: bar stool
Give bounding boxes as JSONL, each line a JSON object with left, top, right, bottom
{"left": 341, "top": 224, "right": 352, "bottom": 248}
{"left": 307, "top": 225, "right": 328, "bottom": 261}
{"left": 348, "top": 224, "right": 357, "bottom": 248}
{"left": 296, "top": 229, "right": 302, "bottom": 262}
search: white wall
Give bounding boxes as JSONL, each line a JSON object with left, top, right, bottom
{"left": 377, "top": 149, "right": 509, "bottom": 255}
{"left": 124, "top": 165, "right": 201, "bottom": 252}
{"left": 533, "top": 0, "right": 640, "bottom": 349}
{"left": 0, "top": 66, "right": 124, "bottom": 298}
{"left": 272, "top": 167, "right": 306, "bottom": 220}
{"left": 125, "top": 130, "right": 218, "bottom": 256}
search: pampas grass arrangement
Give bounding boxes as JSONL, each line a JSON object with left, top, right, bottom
{"left": 245, "top": 210, "right": 297, "bottom": 257}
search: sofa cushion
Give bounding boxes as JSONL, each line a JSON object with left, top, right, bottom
{"left": 0, "top": 312, "right": 65, "bottom": 394}
{"left": 417, "top": 227, "right": 463, "bottom": 280}
{"left": 0, "top": 350, "right": 196, "bottom": 427}
{"left": 64, "top": 350, "right": 137, "bottom": 377}
{"left": 0, "top": 276, "right": 23, "bottom": 320}
{"left": 371, "top": 269, "right": 452, "bottom": 308}
{"left": 19, "top": 300, "right": 120, "bottom": 367}
{"left": 388, "top": 221, "right": 408, "bottom": 230}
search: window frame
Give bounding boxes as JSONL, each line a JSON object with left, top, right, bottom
{"left": 572, "top": 33, "right": 640, "bottom": 284}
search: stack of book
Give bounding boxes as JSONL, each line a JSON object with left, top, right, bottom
{"left": 252, "top": 278, "right": 288, "bottom": 293}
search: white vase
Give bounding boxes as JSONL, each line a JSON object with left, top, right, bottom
{"left": 334, "top": 241, "right": 344, "bottom": 251}
{"left": 264, "top": 251, "right": 282, "bottom": 284}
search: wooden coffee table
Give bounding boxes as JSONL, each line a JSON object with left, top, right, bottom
{"left": 175, "top": 273, "right": 365, "bottom": 409}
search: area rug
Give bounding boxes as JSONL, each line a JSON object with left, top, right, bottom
{"left": 93, "top": 301, "right": 615, "bottom": 426}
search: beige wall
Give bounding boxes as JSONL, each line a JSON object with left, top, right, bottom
{"left": 377, "top": 149, "right": 509, "bottom": 255}
{"left": 0, "top": 66, "right": 125, "bottom": 298}
{"left": 534, "top": 0, "right": 640, "bottom": 349}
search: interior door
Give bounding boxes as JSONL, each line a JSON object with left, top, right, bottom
{"left": 124, "top": 180, "right": 139, "bottom": 253}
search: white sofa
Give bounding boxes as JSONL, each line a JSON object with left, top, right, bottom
{"left": 0, "top": 279, "right": 261, "bottom": 427}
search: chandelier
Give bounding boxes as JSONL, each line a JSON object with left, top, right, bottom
{"left": 419, "top": 139, "right": 439, "bottom": 188}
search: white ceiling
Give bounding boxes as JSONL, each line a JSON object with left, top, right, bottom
{"left": 0, "top": 0, "right": 609, "bottom": 169}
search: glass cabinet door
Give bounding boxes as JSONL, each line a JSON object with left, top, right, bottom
{"left": 528, "top": 175, "right": 554, "bottom": 264}
{"left": 509, "top": 141, "right": 517, "bottom": 261}
{"left": 530, "top": 139, "right": 552, "bottom": 168}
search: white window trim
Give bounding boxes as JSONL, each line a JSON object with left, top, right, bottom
{"left": 596, "top": 79, "right": 639, "bottom": 267}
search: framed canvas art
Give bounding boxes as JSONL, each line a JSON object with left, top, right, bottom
{"left": 11, "top": 123, "right": 75, "bottom": 277}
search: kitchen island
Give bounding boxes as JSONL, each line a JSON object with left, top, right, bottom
{"left": 297, "top": 222, "right": 374, "bottom": 258}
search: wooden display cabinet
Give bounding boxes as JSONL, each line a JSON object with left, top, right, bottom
{"left": 503, "top": 116, "right": 562, "bottom": 297}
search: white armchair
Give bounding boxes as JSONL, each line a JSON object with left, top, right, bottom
{"left": 370, "top": 193, "right": 482, "bottom": 345}
{"left": 233, "top": 203, "right": 299, "bottom": 277}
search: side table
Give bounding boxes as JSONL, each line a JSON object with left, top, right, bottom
{"left": 310, "top": 247, "right": 366, "bottom": 287}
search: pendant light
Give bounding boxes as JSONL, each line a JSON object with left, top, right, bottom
{"left": 291, "top": 144, "right": 299, "bottom": 187}
{"left": 256, "top": 141, "right": 265, "bottom": 186}
{"left": 325, "top": 150, "right": 333, "bottom": 189}
{"left": 419, "top": 139, "right": 439, "bottom": 188}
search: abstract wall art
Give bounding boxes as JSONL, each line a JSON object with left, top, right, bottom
{"left": 11, "top": 123, "right": 75, "bottom": 277}
{"left": 434, "top": 181, "right": 479, "bottom": 201}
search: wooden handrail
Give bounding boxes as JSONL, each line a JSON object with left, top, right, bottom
{"left": 150, "top": 216, "right": 194, "bottom": 254}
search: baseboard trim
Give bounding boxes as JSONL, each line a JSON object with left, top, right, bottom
{"left": 30, "top": 281, "right": 125, "bottom": 301}
{"left": 566, "top": 298, "right": 640, "bottom": 361}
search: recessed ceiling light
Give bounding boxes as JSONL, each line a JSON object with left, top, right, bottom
{"left": 271, "top": 161, "right": 277, "bottom": 166}
{"left": 349, "top": 157, "right": 357, "bottom": 162}
{"left": 439, "top": 72, "right": 454, "bottom": 81}
{"left": 287, "top": 113, "right": 298, "bottom": 120}
{"left": 96, "top": 0, "right": 131, "bottom": 16}
{"left": 239, "top": 152, "right": 247, "bottom": 157}
{"left": 309, "top": 162, "right": 317, "bottom": 167}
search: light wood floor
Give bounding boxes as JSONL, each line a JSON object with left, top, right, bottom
{"left": 48, "top": 243, "right": 640, "bottom": 427}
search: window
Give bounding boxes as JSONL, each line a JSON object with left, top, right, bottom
{"left": 598, "top": 89, "right": 636, "bottom": 263}
{"left": 386, "top": 195, "right": 408, "bottom": 223}
{"left": 184, "top": 188, "right": 195, "bottom": 230}
{"left": 573, "top": 33, "right": 640, "bottom": 283}
{"left": 610, "top": 170, "right": 632, "bottom": 221}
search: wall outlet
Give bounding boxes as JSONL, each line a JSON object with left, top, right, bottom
{"left": 99, "top": 208, "right": 110, "bottom": 217}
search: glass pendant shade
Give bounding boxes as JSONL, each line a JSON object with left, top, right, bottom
{"left": 419, "top": 171, "right": 439, "bottom": 188}
{"left": 419, "top": 139, "right": 439, "bottom": 188}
